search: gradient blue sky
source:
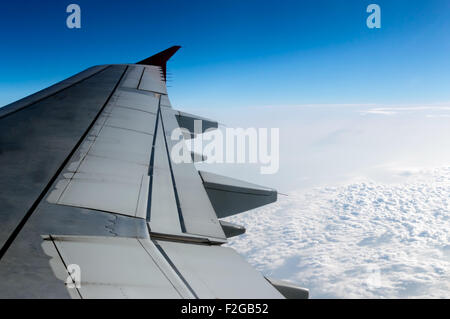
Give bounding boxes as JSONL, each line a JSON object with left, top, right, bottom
{"left": 0, "top": 0, "right": 449, "bottom": 108}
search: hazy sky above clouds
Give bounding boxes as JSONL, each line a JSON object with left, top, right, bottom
{"left": 193, "top": 103, "right": 450, "bottom": 192}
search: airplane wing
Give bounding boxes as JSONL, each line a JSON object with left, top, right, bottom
{"left": 0, "top": 47, "right": 308, "bottom": 299}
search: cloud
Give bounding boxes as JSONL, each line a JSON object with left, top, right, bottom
{"left": 362, "top": 109, "right": 398, "bottom": 115}
{"left": 360, "top": 105, "right": 450, "bottom": 116}
{"left": 225, "top": 167, "right": 450, "bottom": 298}
{"left": 426, "top": 114, "right": 450, "bottom": 118}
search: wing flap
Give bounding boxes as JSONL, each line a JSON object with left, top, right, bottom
{"left": 160, "top": 108, "right": 226, "bottom": 241}
{"left": 156, "top": 240, "right": 284, "bottom": 299}
{"left": 44, "top": 235, "right": 283, "bottom": 299}
{"left": 44, "top": 236, "right": 193, "bottom": 299}
{"left": 148, "top": 112, "right": 183, "bottom": 235}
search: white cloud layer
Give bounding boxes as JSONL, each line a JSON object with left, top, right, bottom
{"left": 225, "top": 167, "right": 450, "bottom": 298}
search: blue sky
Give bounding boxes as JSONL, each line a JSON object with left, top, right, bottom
{"left": 0, "top": 0, "right": 449, "bottom": 107}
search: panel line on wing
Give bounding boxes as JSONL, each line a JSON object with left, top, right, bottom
{"left": 53, "top": 104, "right": 114, "bottom": 204}
{"left": 103, "top": 124, "right": 155, "bottom": 136}
{"left": 146, "top": 95, "right": 185, "bottom": 236}
{"left": 138, "top": 66, "right": 167, "bottom": 94}
{"left": 48, "top": 235, "right": 83, "bottom": 299}
{"left": 135, "top": 239, "right": 184, "bottom": 298}
{"left": 151, "top": 239, "right": 199, "bottom": 299}
{"left": 113, "top": 104, "right": 157, "bottom": 116}
{"left": 137, "top": 66, "right": 145, "bottom": 88}
{"left": 146, "top": 95, "right": 161, "bottom": 222}
{"left": 121, "top": 65, "right": 145, "bottom": 89}
{"left": 137, "top": 236, "right": 194, "bottom": 299}
{"left": 158, "top": 105, "right": 187, "bottom": 233}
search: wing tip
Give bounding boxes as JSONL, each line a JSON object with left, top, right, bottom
{"left": 137, "top": 45, "right": 181, "bottom": 66}
{"left": 137, "top": 46, "right": 181, "bottom": 82}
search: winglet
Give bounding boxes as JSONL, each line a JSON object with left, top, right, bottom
{"left": 137, "top": 46, "right": 181, "bottom": 81}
